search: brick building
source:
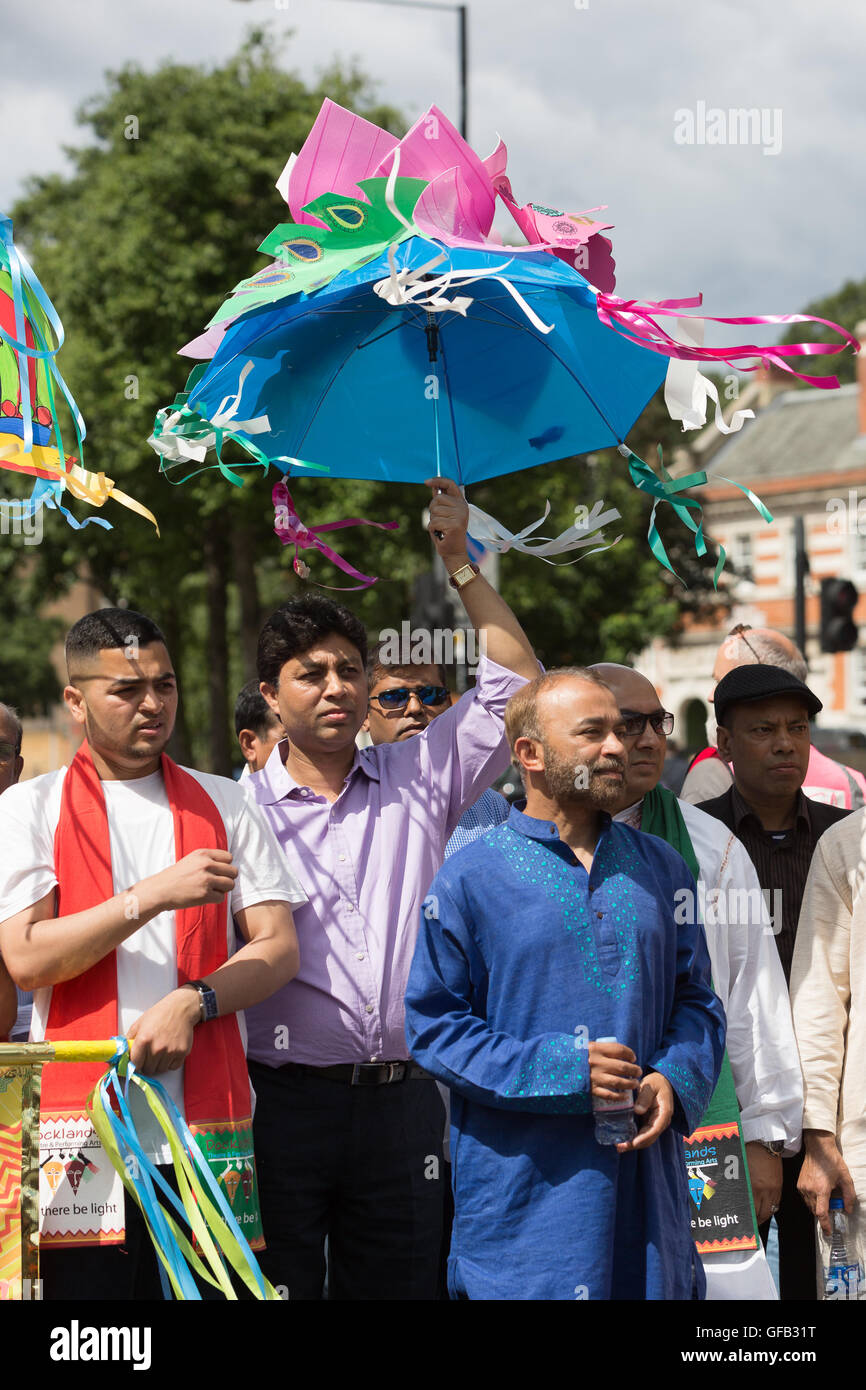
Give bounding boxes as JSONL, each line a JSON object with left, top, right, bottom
{"left": 637, "top": 328, "right": 866, "bottom": 753}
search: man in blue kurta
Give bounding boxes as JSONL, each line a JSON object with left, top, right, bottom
{"left": 405, "top": 667, "right": 726, "bottom": 1300}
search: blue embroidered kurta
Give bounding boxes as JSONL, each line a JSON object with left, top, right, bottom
{"left": 405, "top": 805, "right": 726, "bottom": 1301}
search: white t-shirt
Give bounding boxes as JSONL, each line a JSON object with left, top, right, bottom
{"left": 0, "top": 764, "right": 306, "bottom": 1161}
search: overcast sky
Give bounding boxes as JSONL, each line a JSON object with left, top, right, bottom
{"left": 3, "top": 0, "right": 864, "bottom": 339}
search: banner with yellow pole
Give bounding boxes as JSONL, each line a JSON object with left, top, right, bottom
{"left": 0, "top": 1040, "right": 118, "bottom": 1301}
{"left": 0, "top": 1039, "right": 279, "bottom": 1301}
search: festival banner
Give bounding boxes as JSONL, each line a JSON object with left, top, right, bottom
{"left": 0, "top": 1063, "right": 41, "bottom": 1300}
{"left": 38, "top": 1110, "right": 125, "bottom": 1248}
{"left": 684, "top": 1054, "right": 759, "bottom": 1255}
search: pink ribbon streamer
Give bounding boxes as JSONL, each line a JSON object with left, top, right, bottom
{"left": 272, "top": 478, "right": 399, "bottom": 589}
{"left": 595, "top": 292, "right": 860, "bottom": 389}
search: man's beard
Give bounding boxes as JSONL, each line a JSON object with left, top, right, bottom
{"left": 542, "top": 742, "right": 625, "bottom": 810}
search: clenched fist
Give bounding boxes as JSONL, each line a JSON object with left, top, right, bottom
{"left": 148, "top": 848, "right": 238, "bottom": 914}
{"left": 426, "top": 476, "right": 470, "bottom": 564}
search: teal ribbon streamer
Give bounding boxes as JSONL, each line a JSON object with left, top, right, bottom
{"left": 93, "top": 1056, "right": 269, "bottom": 1301}
{"left": 618, "top": 442, "right": 774, "bottom": 587}
{"left": 0, "top": 215, "right": 87, "bottom": 467}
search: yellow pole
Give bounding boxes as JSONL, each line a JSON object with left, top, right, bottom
{"left": 0, "top": 1039, "right": 126, "bottom": 1067}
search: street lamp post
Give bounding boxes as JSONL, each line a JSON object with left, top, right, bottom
{"left": 316, "top": 0, "right": 469, "bottom": 140}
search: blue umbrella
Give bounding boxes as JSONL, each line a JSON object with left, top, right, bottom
{"left": 159, "top": 238, "right": 667, "bottom": 488}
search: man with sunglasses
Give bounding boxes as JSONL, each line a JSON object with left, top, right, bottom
{"left": 364, "top": 651, "right": 509, "bottom": 854}
{"left": 680, "top": 626, "right": 866, "bottom": 809}
{"left": 244, "top": 477, "right": 538, "bottom": 1301}
{"left": 591, "top": 664, "right": 802, "bottom": 1300}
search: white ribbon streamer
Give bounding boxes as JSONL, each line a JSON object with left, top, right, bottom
{"left": 466, "top": 497, "right": 622, "bottom": 565}
{"left": 664, "top": 317, "right": 755, "bottom": 434}
{"left": 376, "top": 145, "right": 554, "bottom": 333}
{"left": 148, "top": 361, "right": 270, "bottom": 465}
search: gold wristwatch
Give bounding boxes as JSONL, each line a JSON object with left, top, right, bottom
{"left": 447, "top": 562, "right": 480, "bottom": 591}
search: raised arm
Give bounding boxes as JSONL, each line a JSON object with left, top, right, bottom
{"left": 426, "top": 478, "right": 538, "bottom": 682}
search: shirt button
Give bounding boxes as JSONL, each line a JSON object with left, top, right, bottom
{"left": 345, "top": 903, "right": 355, "bottom": 912}
{"left": 356, "top": 952, "right": 365, "bottom": 961}
{"left": 338, "top": 854, "right": 347, "bottom": 863}
{"left": 597, "top": 911, "right": 603, "bottom": 919}
{"left": 365, "top": 1004, "right": 374, "bottom": 1014}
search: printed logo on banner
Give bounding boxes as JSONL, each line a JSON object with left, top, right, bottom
{"left": 38, "top": 1115, "right": 125, "bottom": 1246}
{"left": 683, "top": 1121, "right": 758, "bottom": 1253}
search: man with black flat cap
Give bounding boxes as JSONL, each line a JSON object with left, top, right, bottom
{"left": 698, "top": 663, "right": 850, "bottom": 1300}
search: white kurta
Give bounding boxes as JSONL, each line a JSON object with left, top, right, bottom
{"left": 790, "top": 807, "right": 866, "bottom": 1295}
{"left": 616, "top": 797, "right": 804, "bottom": 1300}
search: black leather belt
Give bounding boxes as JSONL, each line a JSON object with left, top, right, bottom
{"left": 275, "top": 1060, "right": 431, "bottom": 1086}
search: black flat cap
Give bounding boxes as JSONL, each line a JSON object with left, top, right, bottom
{"left": 714, "top": 663, "right": 822, "bottom": 726}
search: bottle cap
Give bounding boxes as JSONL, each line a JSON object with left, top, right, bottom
{"left": 829, "top": 1197, "right": 844, "bottom": 1210}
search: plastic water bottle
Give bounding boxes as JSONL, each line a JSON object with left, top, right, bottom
{"left": 824, "top": 1197, "right": 862, "bottom": 1300}
{"left": 593, "top": 1036, "right": 637, "bottom": 1146}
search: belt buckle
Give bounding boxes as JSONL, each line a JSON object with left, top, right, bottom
{"left": 349, "top": 1062, "right": 405, "bottom": 1085}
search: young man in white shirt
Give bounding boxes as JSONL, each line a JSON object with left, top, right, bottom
{"left": 0, "top": 608, "right": 305, "bottom": 1300}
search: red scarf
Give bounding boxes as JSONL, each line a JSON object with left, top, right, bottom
{"left": 41, "top": 741, "right": 251, "bottom": 1126}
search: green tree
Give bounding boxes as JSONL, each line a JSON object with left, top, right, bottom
{"left": 12, "top": 31, "right": 405, "bottom": 769}
{"left": 9, "top": 28, "right": 729, "bottom": 763}
{"left": 779, "top": 278, "right": 866, "bottom": 385}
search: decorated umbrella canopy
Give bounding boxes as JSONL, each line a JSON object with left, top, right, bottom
{"left": 150, "top": 101, "right": 859, "bottom": 582}
{"left": 154, "top": 231, "right": 668, "bottom": 487}
{"left": 0, "top": 216, "right": 158, "bottom": 533}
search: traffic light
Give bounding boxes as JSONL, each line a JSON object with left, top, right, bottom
{"left": 820, "top": 578, "right": 859, "bottom": 653}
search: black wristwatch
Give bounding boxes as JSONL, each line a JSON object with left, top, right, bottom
{"left": 184, "top": 979, "right": 219, "bottom": 1023}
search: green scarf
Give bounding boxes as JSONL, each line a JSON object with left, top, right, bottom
{"left": 639, "top": 784, "right": 701, "bottom": 884}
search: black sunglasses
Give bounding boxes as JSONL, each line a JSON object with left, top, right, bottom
{"left": 370, "top": 684, "right": 450, "bottom": 713}
{"left": 621, "top": 711, "right": 675, "bottom": 738}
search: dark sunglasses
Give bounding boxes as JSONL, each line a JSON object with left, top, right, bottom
{"left": 370, "top": 684, "right": 450, "bottom": 713}
{"left": 621, "top": 711, "right": 675, "bottom": 738}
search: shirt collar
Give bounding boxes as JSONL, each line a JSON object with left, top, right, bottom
{"left": 507, "top": 800, "right": 613, "bottom": 843}
{"left": 251, "top": 736, "right": 380, "bottom": 806}
{"left": 613, "top": 797, "right": 644, "bottom": 827}
{"left": 730, "top": 783, "right": 811, "bottom": 833}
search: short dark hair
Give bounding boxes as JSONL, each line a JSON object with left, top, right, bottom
{"left": 505, "top": 667, "right": 612, "bottom": 756}
{"left": 234, "top": 680, "right": 281, "bottom": 739}
{"left": 0, "top": 702, "right": 23, "bottom": 755}
{"left": 257, "top": 595, "right": 367, "bottom": 687}
{"left": 66, "top": 608, "right": 167, "bottom": 674}
{"left": 366, "top": 638, "right": 448, "bottom": 692}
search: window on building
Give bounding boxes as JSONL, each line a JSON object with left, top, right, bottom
{"left": 852, "top": 528, "right": 866, "bottom": 576}
{"left": 731, "top": 533, "right": 754, "bottom": 582}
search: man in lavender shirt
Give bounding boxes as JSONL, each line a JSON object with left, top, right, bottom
{"left": 245, "top": 477, "right": 538, "bottom": 1300}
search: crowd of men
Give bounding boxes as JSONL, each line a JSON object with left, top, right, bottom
{"left": 0, "top": 479, "right": 863, "bottom": 1301}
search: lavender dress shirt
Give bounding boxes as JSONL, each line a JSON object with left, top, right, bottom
{"left": 245, "top": 655, "right": 529, "bottom": 1067}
